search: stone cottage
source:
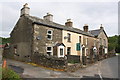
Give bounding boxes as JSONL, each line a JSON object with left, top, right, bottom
{"left": 8, "top": 3, "right": 108, "bottom": 65}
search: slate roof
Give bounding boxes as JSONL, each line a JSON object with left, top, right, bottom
{"left": 89, "top": 29, "right": 101, "bottom": 37}
{"left": 25, "top": 15, "right": 94, "bottom": 37}
{"left": 89, "top": 29, "right": 108, "bottom": 38}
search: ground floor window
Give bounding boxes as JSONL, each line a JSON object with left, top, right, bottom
{"left": 67, "top": 47, "right": 71, "bottom": 55}
{"left": 46, "top": 47, "right": 52, "bottom": 56}
{"left": 60, "top": 48, "right": 63, "bottom": 56}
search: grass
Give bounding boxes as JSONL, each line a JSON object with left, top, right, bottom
{"left": 0, "top": 67, "right": 22, "bottom": 80}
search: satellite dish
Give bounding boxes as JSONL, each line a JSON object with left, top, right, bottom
{"left": 36, "top": 36, "right": 41, "bottom": 40}
{"left": 64, "top": 36, "right": 68, "bottom": 39}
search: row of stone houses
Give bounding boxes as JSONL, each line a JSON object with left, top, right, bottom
{"left": 4, "top": 3, "right": 108, "bottom": 66}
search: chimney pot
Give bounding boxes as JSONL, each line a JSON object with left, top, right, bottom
{"left": 43, "top": 13, "right": 53, "bottom": 22}
{"left": 100, "top": 24, "right": 104, "bottom": 29}
{"left": 21, "top": 3, "right": 30, "bottom": 17}
{"left": 65, "top": 19, "right": 73, "bottom": 27}
{"left": 24, "top": 3, "right": 29, "bottom": 7}
{"left": 83, "top": 24, "right": 88, "bottom": 32}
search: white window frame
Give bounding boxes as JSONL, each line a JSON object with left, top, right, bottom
{"left": 47, "top": 30, "right": 53, "bottom": 40}
{"left": 46, "top": 46, "right": 53, "bottom": 56}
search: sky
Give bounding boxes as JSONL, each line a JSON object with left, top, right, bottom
{"left": 0, "top": 0, "right": 119, "bottom": 38}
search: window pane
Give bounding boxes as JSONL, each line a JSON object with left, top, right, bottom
{"left": 79, "top": 36, "right": 81, "bottom": 43}
{"left": 48, "top": 30, "right": 52, "bottom": 34}
{"left": 47, "top": 35, "right": 51, "bottom": 39}
{"left": 60, "top": 48, "right": 63, "bottom": 55}
{"left": 67, "top": 47, "right": 71, "bottom": 55}
{"left": 47, "top": 47, "right": 51, "bottom": 51}
{"left": 67, "top": 33, "right": 71, "bottom": 42}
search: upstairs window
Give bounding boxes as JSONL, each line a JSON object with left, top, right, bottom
{"left": 100, "top": 38, "right": 102, "bottom": 45}
{"left": 47, "top": 30, "right": 53, "bottom": 40}
{"left": 67, "top": 33, "right": 71, "bottom": 42}
{"left": 94, "top": 40, "right": 96, "bottom": 46}
{"left": 104, "top": 39, "right": 106, "bottom": 46}
{"left": 79, "top": 36, "right": 81, "bottom": 43}
{"left": 46, "top": 47, "right": 52, "bottom": 56}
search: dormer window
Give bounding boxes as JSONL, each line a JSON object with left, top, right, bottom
{"left": 47, "top": 30, "right": 53, "bottom": 40}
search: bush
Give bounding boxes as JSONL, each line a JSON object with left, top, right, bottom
{"left": 2, "top": 68, "right": 22, "bottom": 80}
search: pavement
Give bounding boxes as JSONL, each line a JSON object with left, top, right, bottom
{"left": 6, "top": 55, "right": 119, "bottom": 79}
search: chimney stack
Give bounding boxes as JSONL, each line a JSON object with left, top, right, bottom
{"left": 43, "top": 13, "right": 53, "bottom": 22}
{"left": 83, "top": 24, "right": 88, "bottom": 32}
{"left": 21, "top": 3, "right": 30, "bottom": 17}
{"left": 65, "top": 19, "right": 73, "bottom": 27}
{"left": 100, "top": 24, "right": 104, "bottom": 29}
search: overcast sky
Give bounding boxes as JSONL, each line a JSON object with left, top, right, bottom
{"left": 0, "top": 0, "right": 118, "bottom": 37}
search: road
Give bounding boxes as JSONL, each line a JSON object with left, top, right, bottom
{"left": 6, "top": 55, "right": 119, "bottom": 79}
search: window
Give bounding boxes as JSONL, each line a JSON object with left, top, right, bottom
{"left": 14, "top": 45, "right": 17, "bottom": 54}
{"left": 94, "top": 40, "right": 96, "bottom": 46}
{"left": 104, "top": 39, "right": 106, "bottom": 46}
{"left": 100, "top": 38, "right": 102, "bottom": 45}
{"left": 60, "top": 48, "right": 63, "bottom": 56}
{"left": 67, "top": 33, "right": 71, "bottom": 42}
{"left": 67, "top": 47, "right": 71, "bottom": 55}
{"left": 86, "top": 38, "right": 88, "bottom": 45}
{"left": 46, "top": 47, "right": 52, "bottom": 56}
{"left": 47, "top": 30, "right": 53, "bottom": 40}
{"left": 79, "top": 36, "right": 81, "bottom": 43}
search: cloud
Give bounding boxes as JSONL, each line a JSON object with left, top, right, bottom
{"left": 0, "top": 2, "right": 118, "bottom": 37}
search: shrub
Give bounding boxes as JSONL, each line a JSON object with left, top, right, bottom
{"left": 2, "top": 68, "right": 22, "bottom": 80}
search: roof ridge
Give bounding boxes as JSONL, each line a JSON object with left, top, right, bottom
{"left": 89, "top": 29, "right": 101, "bottom": 32}
{"left": 26, "top": 15, "right": 94, "bottom": 37}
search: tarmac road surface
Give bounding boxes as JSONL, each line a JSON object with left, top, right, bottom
{"left": 6, "top": 55, "right": 119, "bottom": 79}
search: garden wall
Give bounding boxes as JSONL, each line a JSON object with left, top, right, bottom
{"left": 32, "top": 52, "right": 67, "bottom": 70}
{"left": 67, "top": 55, "right": 80, "bottom": 63}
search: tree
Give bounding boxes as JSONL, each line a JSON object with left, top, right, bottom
{"left": 108, "top": 35, "right": 119, "bottom": 53}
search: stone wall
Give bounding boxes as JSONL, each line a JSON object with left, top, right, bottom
{"left": 32, "top": 52, "right": 67, "bottom": 70}
{"left": 67, "top": 55, "right": 80, "bottom": 63}
{"left": 10, "top": 16, "right": 33, "bottom": 61}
